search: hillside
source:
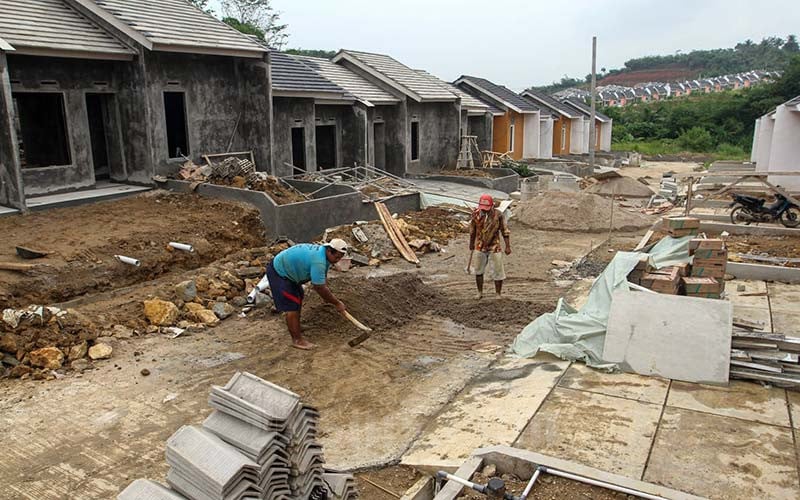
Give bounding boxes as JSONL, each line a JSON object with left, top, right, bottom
{"left": 598, "top": 66, "right": 698, "bottom": 86}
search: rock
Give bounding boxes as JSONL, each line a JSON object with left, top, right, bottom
{"left": 193, "top": 238, "right": 213, "bottom": 255}
{"left": 191, "top": 309, "right": 219, "bottom": 325}
{"left": 9, "top": 365, "right": 32, "bottom": 378}
{"left": 219, "top": 271, "right": 242, "bottom": 289}
{"left": 237, "top": 266, "right": 263, "bottom": 278}
{"left": 95, "top": 336, "right": 115, "bottom": 346}
{"left": 67, "top": 341, "right": 88, "bottom": 361}
{"left": 174, "top": 280, "right": 197, "bottom": 302}
{"left": 177, "top": 320, "right": 194, "bottom": 329}
{"left": 184, "top": 302, "right": 206, "bottom": 314}
{"left": 71, "top": 359, "right": 90, "bottom": 371}
{"left": 551, "top": 260, "right": 572, "bottom": 267}
{"left": 231, "top": 176, "right": 247, "bottom": 188}
{"left": 195, "top": 275, "right": 210, "bottom": 292}
{"left": 737, "top": 284, "right": 746, "bottom": 292}
{"left": 482, "top": 464, "right": 497, "bottom": 477}
{"left": 29, "top": 347, "right": 64, "bottom": 370}
{"left": 111, "top": 324, "right": 135, "bottom": 339}
{"left": 140, "top": 368, "right": 151, "bottom": 376}
{"left": 335, "top": 258, "right": 352, "bottom": 272}
{"left": 350, "top": 252, "right": 370, "bottom": 266}
{"left": 145, "top": 325, "right": 159, "bottom": 334}
{"left": 144, "top": 299, "right": 180, "bottom": 326}
{"left": 231, "top": 296, "right": 248, "bottom": 307}
{"left": 212, "top": 302, "right": 236, "bottom": 320}
{"left": 0, "top": 333, "right": 19, "bottom": 354}
{"left": 88, "top": 343, "right": 113, "bottom": 360}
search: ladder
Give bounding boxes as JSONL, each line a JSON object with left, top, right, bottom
{"left": 456, "top": 135, "right": 481, "bottom": 169}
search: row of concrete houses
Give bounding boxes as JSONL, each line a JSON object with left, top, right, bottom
{"left": 0, "top": 0, "right": 611, "bottom": 212}
{"left": 752, "top": 95, "right": 800, "bottom": 191}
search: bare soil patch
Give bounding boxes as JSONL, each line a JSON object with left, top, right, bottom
{"left": 463, "top": 470, "right": 630, "bottom": 499}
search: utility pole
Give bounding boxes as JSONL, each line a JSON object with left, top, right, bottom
{"left": 589, "top": 36, "right": 597, "bottom": 170}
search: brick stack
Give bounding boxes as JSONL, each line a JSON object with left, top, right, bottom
{"left": 664, "top": 216, "right": 700, "bottom": 238}
{"left": 640, "top": 266, "right": 682, "bottom": 294}
{"left": 684, "top": 238, "right": 727, "bottom": 299}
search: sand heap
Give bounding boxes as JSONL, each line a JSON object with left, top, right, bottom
{"left": 515, "top": 191, "right": 654, "bottom": 232}
{"left": 585, "top": 175, "right": 655, "bottom": 198}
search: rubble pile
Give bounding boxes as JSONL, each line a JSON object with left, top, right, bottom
{"left": 177, "top": 158, "right": 308, "bottom": 205}
{"left": 119, "top": 372, "right": 358, "bottom": 499}
{"left": 1, "top": 305, "right": 104, "bottom": 379}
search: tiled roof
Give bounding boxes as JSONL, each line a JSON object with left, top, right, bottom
{"left": 456, "top": 75, "right": 539, "bottom": 113}
{"left": 295, "top": 56, "right": 399, "bottom": 105}
{"left": 413, "top": 70, "right": 488, "bottom": 112}
{"left": 333, "top": 50, "right": 457, "bottom": 102}
{"left": 89, "top": 0, "right": 266, "bottom": 56}
{"left": 520, "top": 88, "right": 579, "bottom": 118}
{"left": 0, "top": 0, "right": 135, "bottom": 59}
{"left": 562, "top": 97, "right": 611, "bottom": 122}
{"left": 784, "top": 95, "right": 800, "bottom": 107}
{"left": 271, "top": 52, "right": 349, "bottom": 97}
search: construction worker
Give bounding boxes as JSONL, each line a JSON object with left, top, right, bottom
{"left": 265, "top": 239, "right": 349, "bottom": 350}
{"left": 469, "top": 194, "right": 511, "bottom": 299}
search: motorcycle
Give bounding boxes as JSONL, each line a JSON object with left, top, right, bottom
{"left": 729, "top": 192, "right": 800, "bottom": 228}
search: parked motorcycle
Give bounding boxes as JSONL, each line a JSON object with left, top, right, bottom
{"left": 729, "top": 192, "right": 800, "bottom": 228}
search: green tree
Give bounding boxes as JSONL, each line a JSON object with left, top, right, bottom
{"left": 187, "top": 0, "right": 210, "bottom": 12}
{"left": 221, "top": 0, "right": 288, "bottom": 49}
{"left": 784, "top": 35, "right": 800, "bottom": 53}
{"left": 284, "top": 49, "right": 336, "bottom": 59}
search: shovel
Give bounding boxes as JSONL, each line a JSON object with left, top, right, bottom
{"left": 344, "top": 311, "right": 373, "bottom": 347}
{"left": 465, "top": 250, "right": 474, "bottom": 274}
{"left": 16, "top": 246, "right": 49, "bottom": 259}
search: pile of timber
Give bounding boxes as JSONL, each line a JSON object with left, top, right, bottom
{"left": 375, "top": 202, "right": 419, "bottom": 265}
{"left": 730, "top": 329, "right": 800, "bottom": 387}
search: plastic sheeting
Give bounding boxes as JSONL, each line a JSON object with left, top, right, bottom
{"left": 419, "top": 192, "right": 478, "bottom": 210}
{"left": 511, "top": 235, "right": 695, "bottom": 367}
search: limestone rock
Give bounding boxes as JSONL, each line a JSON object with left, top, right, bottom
{"left": 184, "top": 302, "right": 205, "bottom": 314}
{"left": 174, "top": 280, "right": 197, "bottom": 302}
{"left": 0, "top": 333, "right": 19, "bottom": 354}
{"left": 9, "top": 365, "right": 32, "bottom": 378}
{"left": 67, "top": 340, "right": 88, "bottom": 361}
{"left": 195, "top": 275, "right": 210, "bottom": 292}
{"left": 88, "top": 343, "right": 113, "bottom": 360}
{"left": 112, "top": 324, "right": 135, "bottom": 339}
{"left": 29, "top": 347, "right": 64, "bottom": 370}
{"left": 144, "top": 299, "right": 180, "bottom": 326}
{"left": 219, "top": 271, "right": 243, "bottom": 289}
{"left": 191, "top": 309, "right": 219, "bottom": 325}
{"left": 212, "top": 302, "right": 236, "bottom": 320}
{"left": 71, "top": 359, "right": 90, "bottom": 371}
{"left": 231, "top": 296, "right": 248, "bottom": 307}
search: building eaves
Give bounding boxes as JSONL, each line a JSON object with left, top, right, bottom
{"left": 520, "top": 88, "right": 579, "bottom": 118}
{"left": 77, "top": 0, "right": 267, "bottom": 58}
{"left": 414, "top": 70, "right": 489, "bottom": 113}
{"left": 0, "top": 0, "right": 135, "bottom": 60}
{"left": 562, "top": 97, "right": 611, "bottom": 122}
{"left": 271, "top": 52, "right": 350, "bottom": 100}
{"left": 295, "top": 55, "right": 400, "bottom": 106}
{"left": 333, "top": 49, "right": 457, "bottom": 102}
{"left": 455, "top": 75, "right": 538, "bottom": 113}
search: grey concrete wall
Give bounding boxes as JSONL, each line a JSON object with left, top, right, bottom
{"left": 375, "top": 103, "right": 407, "bottom": 177}
{"left": 0, "top": 52, "right": 25, "bottom": 209}
{"left": 467, "top": 113, "right": 493, "bottom": 152}
{"left": 272, "top": 96, "right": 316, "bottom": 176}
{"left": 7, "top": 54, "right": 122, "bottom": 195}
{"left": 407, "top": 101, "right": 460, "bottom": 174}
{"left": 315, "top": 103, "right": 367, "bottom": 169}
{"left": 413, "top": 168, "right": 519, "bottom": 193}
{"left": 142, "top": 51, "right": 273, "bottom": 178}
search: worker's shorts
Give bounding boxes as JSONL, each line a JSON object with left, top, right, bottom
{"left": 266, "top": 261, "right": 304, "bottom": 312}
{"left": 474, "top": 251, "right": 506, "bottom": 281}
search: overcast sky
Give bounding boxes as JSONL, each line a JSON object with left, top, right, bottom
{"left": 209, "top": 0, "right": 800, "bottom": 91}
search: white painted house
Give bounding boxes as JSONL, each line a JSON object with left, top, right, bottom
{"left": 752, "top": 96, "right": 800, "bottom": 191}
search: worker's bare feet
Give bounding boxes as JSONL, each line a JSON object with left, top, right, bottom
{"left": 292, "top": 339, "right": 316, "bottom": 350}
{"left": 476, "top": 292, "right": 483, "bottom": 300}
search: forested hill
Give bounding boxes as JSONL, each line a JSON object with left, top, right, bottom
{"left": 533, "top": 35, "right": 799, "bottom": 94}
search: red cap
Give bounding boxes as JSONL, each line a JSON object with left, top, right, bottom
{"left": 478, "top": 194, "right": 494, "bottom": 211}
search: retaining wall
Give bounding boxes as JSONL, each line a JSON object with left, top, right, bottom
{"left": 411, "top": 168, "right": 519, "bottom": 193}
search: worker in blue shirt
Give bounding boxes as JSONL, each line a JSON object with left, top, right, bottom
{"left": 266, "top": 239, "right": 349, "bottom": 349}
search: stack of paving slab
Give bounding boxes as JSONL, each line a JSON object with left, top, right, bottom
{"left": 118, "top": 372, "right": 358, "bottom": 500}
{"left": 731, "top": 327, "right": 800, "bottom": 387}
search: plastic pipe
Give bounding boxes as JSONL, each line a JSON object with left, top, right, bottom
{"left": 538, "top": 466, "right": 667, "bottom": 500}
{"left": 114, "top": 255, "right": 141, "bottom": 267}
{"left": 435, "top": 471, "right": 486, "bottom": 494}
{"left": 169, "top": 242, "right": 195, "bottom": 253}
{"left": 518, "top": 468, "right": 541, "bottom": 500}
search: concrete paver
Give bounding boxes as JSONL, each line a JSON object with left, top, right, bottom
{"left": 733, "top": 304, "right": 772, "bottom": 332}
{"left": 557, "top": 363, "right": 669, "bottom": 405}
{"left": 771, "top": 310, "right": 800, "bottom": 336}
{"left": 768, "top": 282, "right": 800, "bottom": 313}
{"left": 667, "top": 380, "right": 790, "bottom": 427}
{"left": 515, "top": 387, "right": 662, "bottom": 480}
{"left": 789, "top": 392, "right": 800, "bottom": 430}
{"left": 401, "top": 354, "right": 568, "bottom": 472}
{"left": 644, "top": 407, "right": 799, "bottom": 500}
{"left": 727, "top": 280, "right": 770, "bottom": 309}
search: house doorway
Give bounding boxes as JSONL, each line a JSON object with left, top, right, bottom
{"left": 315, "top": 125, "right": 336, "bottom": 169}
{"left": 164, "top": 91, "right": 189, "bottom": 159}
{"left": 291, "top": 127, "right": 306, "bottom": 171}
{"left": 86, "top": 93, "right": 112, "bottom": 180}
{"left": 373, "top": 122, "right": 386, "bottom": 169}
{"left": 12, "top": 92, "right": 71, "bottom": 168}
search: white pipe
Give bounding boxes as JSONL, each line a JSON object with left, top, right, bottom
{"left": 169, "top": 242, "right": 195, "bottom": 253}
{"left": 540, "top": 467, "right": 667, "bottom": 500}
{"left": 114, "top": 255, "right": 141, "bottom": 267}
{"left": 519, "top": 468, "right": 541, "bottom": 500}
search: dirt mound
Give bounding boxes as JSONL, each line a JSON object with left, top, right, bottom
{"left": 514, "top": 191, "right": 654, "bottom": 233}
{"left": 303, "top": 273, "right": 551, "bottom": 336}
{"left": 585, "top": 176, "right": 654, "bottom": 198}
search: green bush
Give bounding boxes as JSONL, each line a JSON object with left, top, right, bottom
{"left": 677, "top": 127, "right": 714, "bottom": 152}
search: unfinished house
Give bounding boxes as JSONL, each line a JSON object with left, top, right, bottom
{"left": 436, "top": 80, "right": 494, "bottom": 154}
{"left": 753, "top": 95, "right": 800, "bottom": 191}
{"left": 0, "top": 0, "right": 271, "bottom": 212}
{"left": 295, "top": 55, "right": 403, "bottom": 174}
{"left": 561, "top": 97, "right": 613, "bottom": 152}
{"left": 331, "top": 50, "right": 461, "bottom": 175}
{"left": 269, "top": 52, "right": 354, "bottom": 176}
{"left": 453, "top": 76, "right": 546, "bottom": 160}
{"left": 521, "top": 89, "right": 585, "bottom": 156}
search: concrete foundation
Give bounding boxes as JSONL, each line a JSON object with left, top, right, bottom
{"left": 411, "top": 168, "right": 519, "bottom": 194}
{"left": 726, "top": 262, "right": 800, "bottom": 283}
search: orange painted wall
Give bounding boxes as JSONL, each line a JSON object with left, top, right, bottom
{"left": 492, "top": 110, "right": 525, "bottom": 160}
{"left": 552, "top": 116, "right": 571, "bottom": 155}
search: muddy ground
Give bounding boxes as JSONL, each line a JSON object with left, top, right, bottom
{"left": 0, "top": 191, "right": 601, "bottom": 498}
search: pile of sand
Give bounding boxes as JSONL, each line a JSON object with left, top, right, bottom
{"left": 514, "top": 191, "right": 654, "bottom": 232}
{"left": 585, "top": 176, "right": 655, "bottom": 198}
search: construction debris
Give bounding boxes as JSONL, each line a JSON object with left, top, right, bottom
{"left": 285, "top": 165, "right": 418, "bottom": 201}
{"left": 119, "top": 371, "right": 358, "bottom": 499}
{"left": 730, "top": 330, "right": 800, "bottom": 387}
{"left": 376, "top": 202, "right": 419, "bottom": 265}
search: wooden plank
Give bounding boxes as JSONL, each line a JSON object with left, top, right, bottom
{"left": 0, "top": 262, "right": 35, "bottom": 272}
{"left": 375, "top": 202, "right": 419, "bottom": 264}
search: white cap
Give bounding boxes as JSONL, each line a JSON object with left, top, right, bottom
{"left": 326, "top": 238, "right": 348, "bottom": 253}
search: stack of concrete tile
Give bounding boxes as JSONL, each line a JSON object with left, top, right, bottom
{"left": 322, "top": 473, "right": 357, "bottom": 499}
{"left": 118, "top": 479, "right": 187, "bottom": 499}
{"left": 165, "top": 425, "right": 261, "bottom": 500}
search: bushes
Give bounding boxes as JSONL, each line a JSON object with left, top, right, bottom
{"left": 677, "top": 127, "right": 714, "bottom": 151}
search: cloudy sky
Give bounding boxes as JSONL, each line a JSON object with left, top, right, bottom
{"left": 209, "top": 0, "right": 800, "bottom": 91}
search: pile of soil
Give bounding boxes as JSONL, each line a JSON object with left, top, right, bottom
{"left": 724, "top": 234, "right": 800, "bottom": 268}
{"left": 585, "top": 176, "right": 655, "bottom": 198}
{"left": 515, "top": 191, "right": 654, "bottom": 233}
{"left": 0, "top": 193, "right": 265, "bottom": 309}
{"left": 303, "top": 273, "right": 551, "bottom": 336}
{"left": 212, "top": 175, "right": 308, "bottom": 205}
